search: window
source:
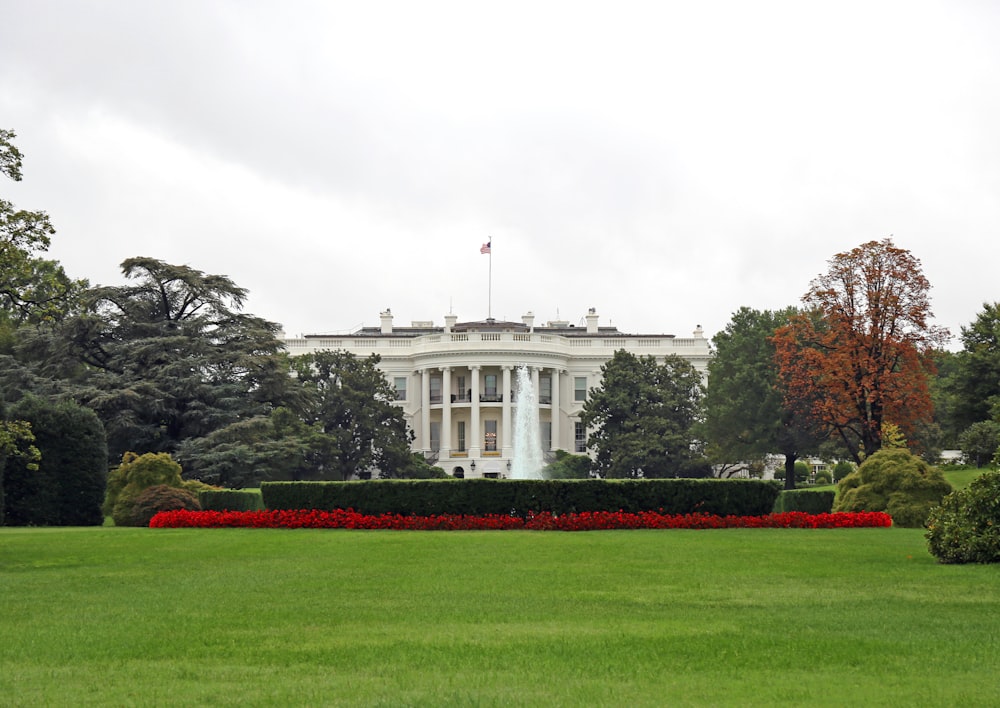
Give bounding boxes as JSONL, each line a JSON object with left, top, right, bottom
{"left": 429, "top": 422, "right": 441, "bottom": 452}
{"left": 457, "top": 421, "right": 466, "bottom": 452}
{"left": 430, "top": 376, "right": 442, "bottom": 404}
{"left": 539, "top": 375, "right": 552, "bottom": 404}
{"left": 484, "top": 420, "right": 497, "bottom": 451}
{"left": 574, "top": 377, "right": 587, "bottom": 402}
{"left": 574, "top": 421, "right": 587, "bottom": 453}
{"left": 393, "top": 377, "right": 407, "bottom": 401}
{"left": 482, "top": 374, "right": 501, "bottom": 402}
{"left": 541, "top": 421, "right": 552, "bottom": 451}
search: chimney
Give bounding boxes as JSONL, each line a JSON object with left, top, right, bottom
{"left": 380, "top": 309, "right": 393, "bottom": 334}
{"left": 522, "top": 311, "right": 535, "bottom": 331}
{"left": 693, "top": 324, "right": 705, "bottom": 338}
{"left": 585, "top": 308, "right": 599, "bottom": 334}
{"left": 444, "top": 313, "right": 458, "bottom": 332}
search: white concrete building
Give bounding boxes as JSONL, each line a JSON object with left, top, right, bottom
{"left": 281, "top": 309, "right": 710, "bottom": 478}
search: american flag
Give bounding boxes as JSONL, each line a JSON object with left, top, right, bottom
{"left": 480, "top": 241, "right": 491, "bottom": 254}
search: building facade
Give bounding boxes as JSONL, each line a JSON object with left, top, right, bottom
{"left": 281, "top": 309, "right": 711, "bottom": 478}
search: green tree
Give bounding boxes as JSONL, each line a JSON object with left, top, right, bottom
{"left": 0, "top": 129, "right": 84, "bottom": 326}
{"left": 0, "top": 418, "right": 40, "bottom": 525}
{"left": 3, "top": 396, "right": 107, "bottom": 526}
{"left": 60, "top": 257, "right": 294, "bottom": 461}
{"left": 580, "top": 351, "right": 704, "bottom": 478}
{"left": 542, "top": 449, "right": 592, "bottom": 479}
{"left": 950, "top": 302, "right": 1000, "bottom": 432}
{"left": 702, "top": 306, "right": 827, "bottom": 489}
{"left": 176, "top": 407, "right": 329, "bottom": 487}
{"left": 958, "top": 421, "right": 1000, "bottom": 468}
{"left": 289, "top": 350, "right": 414, "bottom": 480}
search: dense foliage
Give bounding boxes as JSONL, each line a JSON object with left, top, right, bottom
{"left": 958, "top": 420, "right": 1000, "bottom": 468}
{"left": 834, "top": 448, "right": 952, "bottom": 527}
{"left": 261, "top": 478, "right": 782, "bottom": 517}
{"left": 948, "top": 302, "right": 1000, "bottom": 432}
{"left": 581, "top": 350, "right": 705, "bottom": 478}
{"left": 2, "top": 396, "right": 106, "bottom": 526}
{"left": 703, "top": 306, "right": 826, "bottom": 489}
{"left": 926, "top": 471, "right": 1000, "bottom": 563}
{"left": 102, "top": 451, "right": 211, "bottom": 526}
{"left": 774, "top": 239, "right": 948, "bottom": 463}
{"left": 129, "top": 484, "right": 201, "bottom": 527}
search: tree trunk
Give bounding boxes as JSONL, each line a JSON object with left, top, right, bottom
{"left": 784, "top": 454, "right": 797, "bottom": 490}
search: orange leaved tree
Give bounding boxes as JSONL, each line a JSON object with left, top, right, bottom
{"left": 773, "top": 239, "right": 949, "bottom": 464}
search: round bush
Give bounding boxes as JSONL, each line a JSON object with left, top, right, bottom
{"left": 926, "top": 472, "right": 1000, "bottom": 564}
{"left": 833, "top": 448, "right": 952, "bottom": 527}
{"left": 104, "top": 452, "right": 187, "bottom": 526}
{"left": 129, "top": 485, "right": 201, "bottom": 527}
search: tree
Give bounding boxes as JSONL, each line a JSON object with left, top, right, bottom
{"left": 580, "top": 351, "right": 704, "bottom": 478}
{"left": 3, "top": 396, "right": 107, "bottom": 526}
{"left": 958, "top": 421, "right": 1000, "bottom": 468}
{"left": 950, "top": 302, "right": 1000, "bottom": 432}
{"left": 176, "top": 407, "right": 328, "bottom": 487}
{"left": 60, "top": 257, "right": 295, "bottom": 460}
{"left": 289, "top": 350, "right": 414, "bottom": 479}
{"left": 702, "top": 306, "right": 827, "bottom": 489}
{"left": 0, "top": 129, "right": 83, "bottom": 326}
{"left": 542, "top": 449, "right": 592, "bottom": 479}
{"left": 0, "top": 418, "right": 40, "bottom": 526}
{"left": 774, "top": 239, "right": 948, "bottom": 464}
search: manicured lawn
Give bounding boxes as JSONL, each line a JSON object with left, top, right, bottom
{"left": 2, "top": 526, "right": 999, "bottom": 706}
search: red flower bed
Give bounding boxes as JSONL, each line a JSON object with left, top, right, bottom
{"left": 149, "top": 508, "right": 892, "bottom": 530}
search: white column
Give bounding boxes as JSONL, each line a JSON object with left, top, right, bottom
{"left": 441, "top": 367, "right": 452, "bottom": 457}
{"left": 551, "top": 368, "right": 561, "bottom": 452}
{"left": 470, "top": 365, "right": 481, "bottom": 458}
{"left": 501, "top": 366, "right": 512, "bottom": 458}
{"left": 420, "top": 368, "right": 431, "bottom": 454}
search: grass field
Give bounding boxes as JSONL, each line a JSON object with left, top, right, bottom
{"left": 2, "top": 526, "right": 999, "bottom": 706}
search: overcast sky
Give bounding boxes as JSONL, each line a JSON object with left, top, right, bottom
{"left": 2, "top": 1, "right": 997, "bottom": 345}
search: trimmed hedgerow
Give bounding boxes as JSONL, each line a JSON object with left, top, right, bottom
{"left": 198, "top": 489, "right": 264, "bottom": 512}
{"left": 130, "top": 485, "right": 201, "bottom": 527}
{"left": 773, "top": 489, "right": 835, "bottom": 514}
{"left": 926, "top": 471, "right": 1000, "bottom": 564}
{"left": 260, "top": 478, "right": 782, "bottom": 517}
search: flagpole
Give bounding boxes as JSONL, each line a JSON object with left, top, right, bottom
{"left": 488, "top": 238, "right": 492, "bottom": 320}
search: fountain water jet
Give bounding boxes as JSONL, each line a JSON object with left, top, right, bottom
{"left": 510, "top": 365, "right": 546, "bottom": 479}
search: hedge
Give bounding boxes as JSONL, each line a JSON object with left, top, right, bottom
{"left": 260, "top": 478, "right": 782, "bottom": 517}
{"left": 198, "top": 489, "right": 265, "bottom": 512}
{"left": 773, "top": 489, "right": 835, "bottom": 514}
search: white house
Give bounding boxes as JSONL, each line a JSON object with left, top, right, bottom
{"left": 281, "top": 309, "right": 711, "bottom": 478}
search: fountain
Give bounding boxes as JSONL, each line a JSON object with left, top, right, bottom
{"left": 509, "top": 365, "right": 546, "bottom": 479}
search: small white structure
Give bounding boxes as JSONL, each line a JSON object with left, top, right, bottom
{"left": 281, "top": 310, "right": 710, "bottom": 478}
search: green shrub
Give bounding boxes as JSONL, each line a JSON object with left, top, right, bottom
{"left": 926, "top": 471, "right": 1000, "bottom": 564}
{"left": 3, "top": 396, "right": 107, "bottom": 526}
{"left": 832, "top": 460, "right": 854, "bottom": 482}
{"left": 199, "top": 489, "right": 264, "bottom": 512}
{"left": 130, "top": 485, "right": 201, "bottom": 527}
{"left": 833, "top": 448, "right": 952, "bottom": 528}
{"left": 261, "top": 478, "right": 782, "bottom": 517}
{"left": 813, "top": 469, "right": 833, "bottom": 486}
{"left": 103, "top": 452, "right": 188, "bottom": 526}
{"left": 773, "top": 489, "right": 835, "bottom": 514}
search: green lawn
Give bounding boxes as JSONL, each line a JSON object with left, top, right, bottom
{"left": 2, "top": 526, "right": 999, "bottom": 706}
